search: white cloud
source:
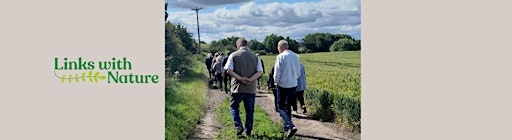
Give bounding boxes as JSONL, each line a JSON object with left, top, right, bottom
{"left": 166, "top": 0, "right": 252, "bottom": 9}
{"left": 167, "top": 0, "right": 361, "bottom": 43}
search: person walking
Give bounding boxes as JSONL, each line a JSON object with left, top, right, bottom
{"left": 273, "top": 40, "right": 301, "bottom": 138}
{"left": 266, "top": 66, "right": 278, "bottom": 112}
{"left": 292, "top": 63, "right": 307, "bottom": 114}
{"left": 212, "top": 56, "right": 223, "bottom": 90}
{"left": 205, "top": 53, "right": 213, "bottom": 79}
{"left": 224, "top": 37, "right": 263, "bottom": 137}
{"left": 256, "top": 54, "right": 265, "bottom": 89}
{"left": 222, "top": 51, "right": 232, "bottom": 94}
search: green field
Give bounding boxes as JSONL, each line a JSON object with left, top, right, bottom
{"left": 259, "top": 51, "right": 361, "bottom": 130}
{"left": 260, "top": 51, "right": 360, "bottom": 96}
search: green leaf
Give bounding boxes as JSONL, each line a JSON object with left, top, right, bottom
{"left": 75, "top": 74, "right": 79, "bottom": 82}
{"left": 68, "top": 74, "right": 72, "bottom": 83}
{"left": 82, "top": 73, "right": 86, "bottom": 82}
{"left": 88, "top": 71, "right": 93, "bottom": 82}
{"left": 61, "top": 75, "right": 65, "bottom": 83}
{"left": 99, "top": 76, "right": 106, "bottom": 80}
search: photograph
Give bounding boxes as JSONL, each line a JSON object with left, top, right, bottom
{"left": 164, "top": 0, "right": 360, "bottom": 139}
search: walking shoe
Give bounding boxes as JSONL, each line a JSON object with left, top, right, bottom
{"left": 286, "top": 127, "right": 298, "bottom": 138}
{"left": 302, "top": 106, "right": 307, "bottom": 114}
{"left": 236, "top": 126, "right": 244, "bottom": 137}
{"left": 246, "top": 131, "right": 251, "bottom": 137}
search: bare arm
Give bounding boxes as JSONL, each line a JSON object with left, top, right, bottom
{"left": 227, "top": 70, "right": 244, "bottom": 81}
{"left": 248, "top": 71, "right": 263, "bottom": 83}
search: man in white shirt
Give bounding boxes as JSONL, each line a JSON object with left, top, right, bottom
{"left": 273, "top": 40, "right": 301, "bottom": 138}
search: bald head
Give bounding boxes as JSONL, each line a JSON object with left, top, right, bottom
{"left": 277, "top": 40, "right": 289, "bottom": 53}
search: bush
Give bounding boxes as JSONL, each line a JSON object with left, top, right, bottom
{"left": 330, "top": 38, "right": 359, "bottom": 51}
{"left": 255, "top": 50, "right": 267, "bottom": 55}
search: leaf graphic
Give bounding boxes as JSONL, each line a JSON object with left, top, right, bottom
{"left": 61, "top": 75, "right": 65, "bottom": 83}
{"left": 99, "top": 76, "right": 106, "bottom": 80}
{"left": 68, "top": 74, "right": 72, "bottom": 83}
{"left": 75, "top": 74, "right": 79, "bottom": 82}
{"left": 94, "top": 72, "right": 100, "bottom": 82}
{"left": 88, "top": 71, "right": 93, "bottom": 82}
{"left": 82, "top": 73, "right": 86, "bottom": 82}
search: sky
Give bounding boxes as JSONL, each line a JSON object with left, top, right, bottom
{"left": 166, "top": 0, "right": 360, "bottom": 43}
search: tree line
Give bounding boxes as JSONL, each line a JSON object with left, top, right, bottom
{"left": 164, "top": 20, "right": 361, "bottom": 73}
{"left": 204, "top": 33, "right": 360, "bottom": 55}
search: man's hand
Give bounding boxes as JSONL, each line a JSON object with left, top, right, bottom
{"left": 241, "top": 77, "right": 251, "bottom": 85}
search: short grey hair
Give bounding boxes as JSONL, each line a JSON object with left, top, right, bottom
{"left": 278, "top": 40, "right": 289, "bottom": 50}
{"left": 236, "top": 37, "right": 248, "bottom": 47}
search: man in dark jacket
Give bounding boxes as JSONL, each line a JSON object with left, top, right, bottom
{"left": 205, "top": 53, "right": 213, "bottom": 79}
{"left": 266, "top": 66, "right": 278, "bottom": 112}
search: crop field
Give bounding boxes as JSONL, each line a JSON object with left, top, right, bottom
{"left": 259, "top": 51, "right": 361, "bottom": 130}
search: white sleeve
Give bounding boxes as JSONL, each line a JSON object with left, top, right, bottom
{"left": 224, "top": 54, "right": 234, "bottom": 70}
{"left": 273, "top": 55, "right": 282, "bottom": 86}
{"left": 296, "top": 55, "right": 301, "bottom": 79}
{"left": 256, "top": 57, "right": 263, "bottom": 72}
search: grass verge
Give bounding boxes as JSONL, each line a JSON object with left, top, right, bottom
{"left": 165, "top": 64, "right": 208, "bottom": 140}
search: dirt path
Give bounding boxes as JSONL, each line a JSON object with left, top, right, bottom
{"left": 189, "top": 87, "right": 228, "bottom": 139}
{"left": 190, "top": 81, "right": 360, "bottom": 140}
{"left": 255, "top": 90, "right": 361, "bottom": 140}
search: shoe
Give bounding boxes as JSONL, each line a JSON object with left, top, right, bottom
{"left": 286, "top": 127, "right": 298, "bottom": 138}
{"left": 245, "top": 131, "right": 251, "bottom": 137}
{"left": 236, "top": 126, "right": 244, "bottom": 137}
{"left": 302, "top": 106, "right": 307, "bottom": 114}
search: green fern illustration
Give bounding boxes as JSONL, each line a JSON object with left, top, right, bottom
{"left": 55, "top": 71, "right": 106, "bottom": 83}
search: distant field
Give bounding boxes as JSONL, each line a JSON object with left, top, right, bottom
{"left": 200, "top": 43, "right": 210, "bottom": 52}
{"left": 259, "top": 51, "right": 361, "bottom": 97}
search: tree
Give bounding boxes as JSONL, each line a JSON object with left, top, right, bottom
{"left": 165, "top": 22, "right": 194, "bottom": 73}
{"left": 285, "top": 36, "right": 299, "bottom": 53}
{"left": 329, "top": 38, "right": 358, "bottom": 51}
{"left": 302, "top": 33, "right": 357, "bottom": 53}
{"left": 249, "top": 39, "right": 264, "bottom": 51}
{"left": 207, "top": 36, "right": 238, "bottom": 54}
{"left": 173, "top": 24, "right": 197, "bottom": 54}
{"left": 263, "top": 34, "right": 284, "bottom": 54}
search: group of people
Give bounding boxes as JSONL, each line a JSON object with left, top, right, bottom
{"left": 205, "top": 51, "right": 232, "bottom": 93}
{"left": 206, "top": 37, "right": 307, "bottom": 138}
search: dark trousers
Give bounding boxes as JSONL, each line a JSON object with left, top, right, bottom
{"left": 292, "top": 90, "right": 305, "bottom": 111}
{"left": 230, "top": 93, "right": 256, "bottom": 133}
{"left": 223, "top": 73, "right": 230, "bottom": 92}
{"left": 215, "top": 74, "right": 223, "bottom": 89}
{"left": 208, "top": 69, "right": 214, "bottom": 79}
{"left": 271, "top": 88, "right": 278, "bottom": 112}
{"left": 277, "top": 86, "right": 297, "bottom": 131}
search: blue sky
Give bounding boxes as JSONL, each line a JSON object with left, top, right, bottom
{"left": 166, "top": 0, "right": 360, "bottom": 43}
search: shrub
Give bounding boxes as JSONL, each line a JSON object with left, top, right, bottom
{"left": 330, "top": 38, "right": 358, "bottom": 51}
